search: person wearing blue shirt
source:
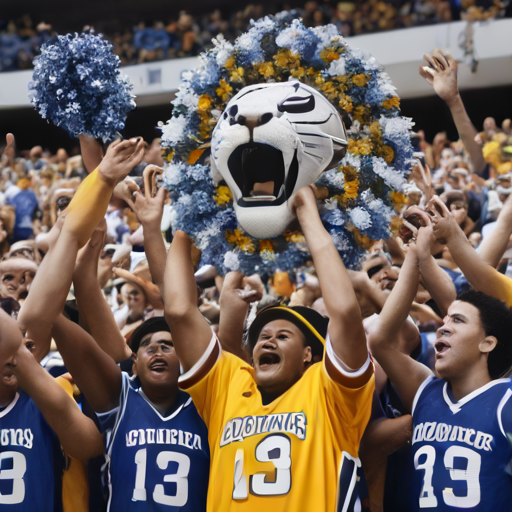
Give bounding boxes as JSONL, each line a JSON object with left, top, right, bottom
{"left": 369, "top": 242, "right": 512, "bottom": 511}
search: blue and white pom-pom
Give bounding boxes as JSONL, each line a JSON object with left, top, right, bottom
{"left": 29, "top": 32, "right": 136, "bottom": 141}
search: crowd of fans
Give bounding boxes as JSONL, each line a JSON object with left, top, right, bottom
{"left": 2, "top": 22, "right": 512, "bottom": 511}
{"left": 1, "top": 0, "right": 509, "bottom": 71}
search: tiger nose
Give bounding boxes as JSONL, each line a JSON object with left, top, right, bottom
{"left": 236, "top": 112, "right": 273, "bottom": 130}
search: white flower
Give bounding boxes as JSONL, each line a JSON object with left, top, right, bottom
{"left": 224, "top": 251, "right": 240, "bottom": 271}
{"left": 49, "top": 76, "right": 56, "bottom": 84}
{"left": 160, "top": 115, "right": 188, "bottom": 145}
{"left": 372, "top": 157, "right": 406, "bottom": 190}
{"left": 380, "top": 116, "right": 415, "bottom": 139}
{"left": 56, "top": 89, "right": 63, "bottom": 96}
{"left": 251, "top": 16, "right": 276, "bottom": 34}
{"left": 237, "top": 33, "right": 257, "bottom": 52}
{"left": 182, "top": 70, "right": 194, "bottom": 81}
{"left": 178, "top": 194, "right": 192, "bottom": 205}
{"left": 349, "top": 207, "right": 372, "bottom": 230}
{"left": 312, "top": 24, "right": 340, "bottom": 52}
{"left": 172, "top": 86, "right": 199, "bottom": 111}
{"left": 91, "top": 79, "right": 103, "bottom": 88}
{"left": 326, "top": 57, "right": 346, "bottom": 77}
{"left": 324, "top": 197, "right": 339, "bottom": 210}
{"left": 377, "top": 72, "right": 397, "bottom": 96}
{"left": 260, "top": 249, "right": 277, "bottom": 262}
{"left": 164, "top": 161, "right": 185, "bottom": 186}
{"left": 329, "top": 230, "right": 350, "bottom": 251}
{"left": 343, "top": 152, "right": 361, "bottom": 169}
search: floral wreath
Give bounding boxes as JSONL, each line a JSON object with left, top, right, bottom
{"left": 29, "top": 32, "right": 136, "bottom": 142}
{"left": 160, "top": 12, "right": 413, "bottom": 276}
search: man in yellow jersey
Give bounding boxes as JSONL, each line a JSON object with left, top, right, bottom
{"left": 163, "top": 185, "right": 374, "bottom": 512}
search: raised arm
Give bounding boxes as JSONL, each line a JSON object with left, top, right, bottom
{"left": 73, "top": 221, "right": 132, "bottom": 362}
{"left": 415, "top": 216, "right": 456, "bottom": 316}
{"left": 218, "top": 272, "right": 263, "bottom": 362}
{"left": 0, "top": 308, "right": 23, "bottom": 362}
{"left": 477, "top": 194, "right": 512, "bottom": 268}
{"left": 79, "top": 134, "right": 104, "bottom": 174}
{"left": 368, "top": 246, "right": 433, "bottom": 412}
{"left": 163, "top": 231, "right": 214, "bottom": 372}
{"left": 51, "top": 313, "right": 122, "bottom": 413}
{"left": 295, "top": 186, "right": 367, "bottom": 370}
{"left": 13, "top": 344, "right": 105, "bottom": 460}
{"left": 18, "top": 138, "right": 145, "bottom": 351}
{"left": 126, "top": 186, "right": 167, "bottom": 289}
{"left": 430, "top": 195, "right": 512, "bottom": 305}
{"left": 420, "top": 50, "right": 486, "bottom": 174}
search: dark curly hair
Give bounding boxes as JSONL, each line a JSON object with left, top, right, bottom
{"left": 457, "top": 290, "right": 512, "bottom": 379}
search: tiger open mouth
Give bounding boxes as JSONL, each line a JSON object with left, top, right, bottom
{"left": 227, "top": 142, "right": 299, "bottom": 207}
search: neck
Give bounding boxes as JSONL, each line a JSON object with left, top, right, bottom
{"left": 0, "top": 387, "right": 17, "bottom": 408}
{"left": 141, "top": 384, "right": 179, "bottom": 416}
{"left": 448, "top": 365, "right": 492, "bottom": 402}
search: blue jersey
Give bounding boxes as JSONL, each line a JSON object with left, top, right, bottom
{"left": 98, "top": 373, "right": 209, "bottom": 512}
{"left": 0, "top": 391, "right": 64, "bottom": 511}
{"left": 411, "top": 376, "right": 512, "bottom": 511}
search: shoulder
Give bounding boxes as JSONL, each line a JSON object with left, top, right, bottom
{"left": 412, "top": 375, "right": 438, "bottom": 415}
{"left": 179, "top": 335, "right": 248, "bottom": 390}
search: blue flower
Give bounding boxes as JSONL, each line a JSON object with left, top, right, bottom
{"left": 161, "top": 13, "right": 412, "bottom": 275}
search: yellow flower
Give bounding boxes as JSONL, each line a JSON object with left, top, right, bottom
{"left": 255, "top": 61, "right": 275, "bottom": 79}
{"left": 230, "top": 67, "right": 245, "bottom": 82}
{"left": 315, "top": 74, "right": 325, "bottom": 85}
{"left": 273, "top": 49, "right": 301, "bottom": 69}
{"left": 197, "top": 94, "right": 212, "bottom": 111}
{"left": 348, "top": 138, "right": 372, "bottom": 156}
{"left": 216, "top": 79, "right": 233, "bottom": 102}
{"left": 389, "top": 191, "right": 408, "bottom": 212}
{"left": 165, "top": 149, "right": 175, "bottom": 163}
{"left": 214, "top": 185, "right": 233, "bottom": 206}
{"left": 353, "top": 105, "right": 371, "bottom": 123}
{"left": 284, "top": 231, "right": 305, "bottom": 243}
{"left": 291, "top": 67, "right": 305, "bottom": 78}
{"left": 389, "top": 216, "right": 402, "bottom": 236}
{"left": 352, "top": 74, "right": 368, "bottom": 87}
{"left": 382, "top": 145, "right": 394, "bottom": 164}
{"left": 225, "top": 229, "right": 255, "bottom": 253}
{"left": 382, "top": 97, "right": 400, "bottom": 109}
{"left": 224, "top": 56, "right": 236, "bottom": 70}
{"left": 351, "top": 227, "right": 373, "bottom": 249}
{"left": 306, "top": 67, "right": 317, "bottom": 78}
{"left": 320, "top": 49, "right": 340, "bottom": 63}
{"left": 259, "top": 240, "right": 274, "bottom": 252}
{"left": 273, "top": 49, "right": 291, "bottom": 68}
{"left": 338, "top": 95, "right": 353, "bottom": 113}
{"left": 344, "top": 178, "right": 359, "bottom": 199}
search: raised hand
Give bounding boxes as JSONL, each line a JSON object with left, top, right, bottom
{"left": 98, "top": 138, "right": 145, "bottom": 186}
{"left": 419, "top": 50, "right": 459, "bottom": 107}
{"left": 2, "top": 133, "right": 16, "bottom": 167}
{"left": 126, "top": 186, "right": 166, "bottom": 228}
{"left": 427, "top": 195, "right": 461, "bottom": 245}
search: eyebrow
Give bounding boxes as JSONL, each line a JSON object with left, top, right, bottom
{"left": 260, "top": 328, "right": 295, "bottom": 336}
{"left": 450, "top": 313, "right": 468, "bottom": 322}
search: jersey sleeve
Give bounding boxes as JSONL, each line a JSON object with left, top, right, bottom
{"left": 320, "top": 334, "right": 375, "bottom": 451}
{"left": 490, "top": 271, "right": 512, "bottom": 307}
{"left": 96, "top": 372, "right": 130, "bottom": 434}
{"left": 178, "top": 333, "right": 242, "bottom": 427}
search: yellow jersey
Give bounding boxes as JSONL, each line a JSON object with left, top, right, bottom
{"left": 179, "top": 334, "right": 374, "bottom": 512}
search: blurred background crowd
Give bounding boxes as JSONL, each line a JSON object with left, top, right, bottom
{"left": 1, "top": 0, "right": 510, "bottom": 71}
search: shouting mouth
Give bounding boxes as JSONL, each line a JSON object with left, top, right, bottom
{"left": 258, "top": 353, "right": 281, "bottom": 369}
{"left": 435, "top": 341, "right": 450, "bottom": 357}
{"left": 149, "top": 360, "right": 168, "bottom": 373}
{"left": 227, "top": 143, "right": 299, "bottom": 207}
